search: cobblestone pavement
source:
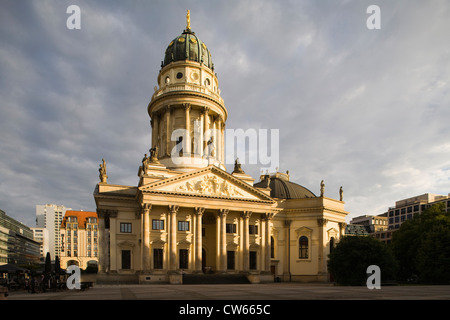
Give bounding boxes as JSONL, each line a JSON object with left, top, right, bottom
{"left": 5, "top": 283, "right": 450, "bottom": 300}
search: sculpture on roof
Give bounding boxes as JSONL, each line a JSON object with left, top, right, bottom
{"left": 339, "top": 186, "right": 344, "bottom": 201}
{"left": 142, "top": 153, "right": 149, "bottom": 174}
{"left": 320, "top": 180, "right": 325, "bottom": 197}
{"left": 149, "top": 145, "right": 160, "bottom": 163}
{"left": 232, "top": 158, "right": 245, "bottom": 174}
{"left": 99, "top": 158, "right": 107, "bottom": 183}
{"left": 186, "top": 10, "right": 191, "bottom": 30}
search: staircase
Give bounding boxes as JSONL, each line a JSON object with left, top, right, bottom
{"left": 182, "top": 273, "right": 251, "bottom": 284}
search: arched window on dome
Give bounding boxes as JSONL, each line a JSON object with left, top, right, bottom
{"left": 299, "top": 236, "right": 309, "bottom": 259}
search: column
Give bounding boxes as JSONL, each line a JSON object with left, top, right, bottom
{"left": 142, "top": 203, "right": 152, "bottom": 272}
{"left": 317, "top": 218, "right": 328, "bottom": 274}
{"left": 165, "top": 105, "right": 171, "bottom": 156}
{"left": 216, "top": 211, "right": 221, "bottom": 271}
{"left": 203, "top": 107, "right": 210, "bottom": 156}
{"left": 283, "top": 220, "right": 291, "bottom": 280}
{"left": 221, "top": 120, "right": 225, "bottom": 165}
{"left": 218, "top": 209, "right": 228, "bottom": 272}
{"left": 241, "top": 211, "right": 252, "bottom": 272}
{"left": 213, "top": 116, "right": 217, "bottom": 158}
{"left": 109, "top": 211, "right": 118, "bottom": 271}
{"left": 194, "top": 207, "right": 205, "bottom": 272}
{"left": 184, "top": 103, "right": 191, "bottom": 155}
{"left": 169, "top": 205, "right": 179, "bottom": 271}
{"left": 97, "top": 209, "right": 108, "bottom": 273}
{"left": 218, "top": 116, "right": 223, "bottom": 164}
{"left": 339, "top": 222, "right": 346, "bottom": 237}
{"left": 263, "top": 213, "right": 274, "bottom": 273}
{"left": 151, "top": 113, "right": 160, "bottom": 150}
{"left": 199, "top": 112, "right": 204, "bottom": 157}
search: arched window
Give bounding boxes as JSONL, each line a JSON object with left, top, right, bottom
{"left": 299, "top": 236, "right": 309, "bottom": 259}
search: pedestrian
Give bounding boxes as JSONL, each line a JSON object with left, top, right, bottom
{"left": 30, "top": 276, "right": 36, "bottom": 294}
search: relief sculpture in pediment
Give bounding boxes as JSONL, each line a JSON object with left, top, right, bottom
{"left": 176, "top": 174, "right": 244, "bottom": 197}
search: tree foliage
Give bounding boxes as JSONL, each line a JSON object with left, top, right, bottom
{"left": 44, "top": 252, "right": 52, "bottom": 275}
{"left": 328, "top": 235, "right": 398, "bottom": 285}
{"left": 392, "top": 202, "right": 450, "bottom": 283}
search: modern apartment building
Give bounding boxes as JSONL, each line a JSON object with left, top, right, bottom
{"left": 387, "top": 193, "right": 450, "bottom": 230}
{"left": 350, "top": 214, "right": 388, "bottom": 233}
{"left": 31, "top": 227, "right": 49, "bottom": 260}
{"left": 35, "top": 204, "right": 71, "bottom": 261}
{"left": 0, "top": 209, "right": 40, "bottom": 265}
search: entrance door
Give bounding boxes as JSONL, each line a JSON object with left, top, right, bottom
{"left": 227, "top": 251, "right": 235, "bottom": 270}
{"left": 179, "top": 249, "right": 189, "bottom": 269}
{"left": 121, "top": 250, "right": 131, "bottom": 269}
{"left": 202, "top": 249, "right": 207, "bottom": 272}
{"left": 249, "top": 251, "right": 257, "bottom": 270}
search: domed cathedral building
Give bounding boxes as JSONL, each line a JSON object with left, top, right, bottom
{"left": 94, "top": 11, "right": 349, "bottom": 284}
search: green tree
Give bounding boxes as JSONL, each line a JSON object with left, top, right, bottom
{"left": 44, "top": 252, "right": 52, "bottom": 275}
{"left": 328, "top": 235, "right": 397, "bottom": 285}
{"left": 391, "top": 202, "right": 450, "bottom": 283}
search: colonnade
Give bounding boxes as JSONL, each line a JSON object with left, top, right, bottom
{"left": 138, "top": 205, "right": 274, "bottom": 274}
{"left": 150, "top": 104, "right": 225, "bottom": 163}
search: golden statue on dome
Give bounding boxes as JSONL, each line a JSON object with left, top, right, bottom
{"left": 186, "top": 10, "right": 191, "bottom": 30}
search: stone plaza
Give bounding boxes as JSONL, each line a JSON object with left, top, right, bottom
{"left": 6, "top": 283, "right": 450, "bottom": 300}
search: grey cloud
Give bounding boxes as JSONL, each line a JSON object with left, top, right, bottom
{"left": 1, "top": 0, "right": 449, "bottom": 226}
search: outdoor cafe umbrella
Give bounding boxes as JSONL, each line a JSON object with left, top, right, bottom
{"left": 0, "top": 264, "right": 28, "bottom": 273}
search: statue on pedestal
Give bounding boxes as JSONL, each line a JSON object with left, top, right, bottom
{"left": 320, "top": 180, "right": 325, "bottom": 197}
{"left": 149, "top": 145, "right": 160, "bottom": 164}
{"left": 232, "top": 158, "right": 245, "bottom": 174}
{"left": 99, "top": 158, "right": 107, "bottom": 183}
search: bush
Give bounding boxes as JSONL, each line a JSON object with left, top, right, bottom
{"left": 328, "top": 235, "right": 398, "bottom": 286}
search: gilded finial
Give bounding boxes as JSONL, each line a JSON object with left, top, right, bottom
{"left": 186, "top": 10, "right": 191, "bottom": 30}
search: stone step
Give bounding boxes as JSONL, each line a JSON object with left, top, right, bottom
{"left": 182, "top": 273, "right": 250, "bottom": 284}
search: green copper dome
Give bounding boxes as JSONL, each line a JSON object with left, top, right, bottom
{"left": 162, "top": 29, "right": 214, "bottom": 70}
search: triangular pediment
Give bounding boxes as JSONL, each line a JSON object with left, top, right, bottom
{"left": 139, "top": 166, "right": 274, "bottom": 203}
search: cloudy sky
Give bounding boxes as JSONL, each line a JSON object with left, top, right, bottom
{"left": 1, "top": 0, "right": 449, "bottom": 227}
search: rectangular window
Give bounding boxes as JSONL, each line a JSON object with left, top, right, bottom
{"left": 226, "top": 223, "right": 236, "bottom": 234}
{"left": 249, "top": 225, "right": 258, "bottom": 235}
{"left": 178, "top": 221, "right": 190, "bottom": 231}
{"left": 153, "top": 249, "right": 163, "bottom": 269}
{"left": 152, "top": 219, "right": 165, "bottom": 230}
{"left": 120, "top": 223, "right": 132, "bottom": 233}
